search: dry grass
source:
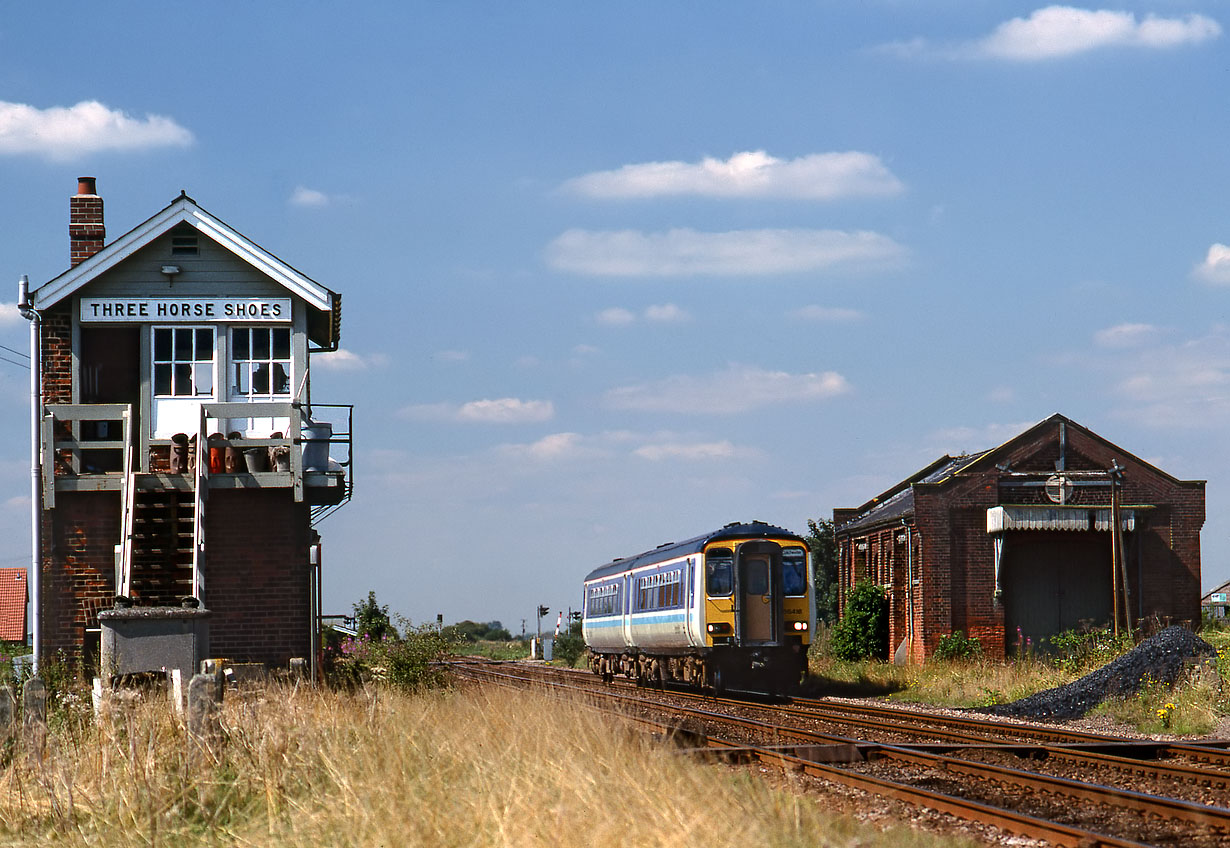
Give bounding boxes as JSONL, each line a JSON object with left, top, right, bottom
{"left": 892, "top": 658, "right": 1075, "bottom": 709}
{"left": 810, "top": 629, "right": 1230, "bottom": 735}
{"left": 0, "top": 682, "right": 971, "bottom": 847}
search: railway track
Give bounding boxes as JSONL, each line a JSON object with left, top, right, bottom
{"left": 448, "top": 658, "right": 1230, "bottom": 847}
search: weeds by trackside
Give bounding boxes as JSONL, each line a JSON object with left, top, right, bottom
{"left": 0, "top": 681, "right": 971, "bottom": 848}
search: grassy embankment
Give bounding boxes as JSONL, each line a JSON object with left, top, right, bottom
{"left": 806, "top": 625, "right": 1230, "bottom": 735}
{"left": 0, "top": 681, "right": 973, "bottom": 848}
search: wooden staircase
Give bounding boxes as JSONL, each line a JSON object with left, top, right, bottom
{"left": 123, "top": 482, "right": 197, "bottom": 605}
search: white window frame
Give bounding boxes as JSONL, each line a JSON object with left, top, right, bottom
{"left": 227, "top": 325, "right": 294, "bottom": 437}
{"left": 151, "top": 325, "right": 217, "bottom": 438}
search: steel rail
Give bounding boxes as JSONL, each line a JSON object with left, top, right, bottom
{"left": 451, "top": 662, "right": 1230, "bottom": 839}
{"left": 790, "top": 696, "right": 1230, "bottom": 764}
{"left": 450, "top": 662, "right": 1154, "bottom": 848}
{"left": 726, "top": 743, "right": 1156, "bottom": 848}
{"left": 503, "top": 662, "right": 1230, "bottom": 786}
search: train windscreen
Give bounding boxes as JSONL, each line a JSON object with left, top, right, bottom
{"left": 706, "top": 548, "right": 733, "bottom": 596}
{"left": 782, "top": 546, "right": 807, "bottom": 596}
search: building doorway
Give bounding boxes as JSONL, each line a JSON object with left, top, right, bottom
{"left": 1001, "top": 532, "right": 1114, "bottom": 654}
{"left": 79, "top": 326, "right": 140, "bottom": 471}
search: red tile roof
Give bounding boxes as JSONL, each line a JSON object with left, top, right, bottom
{"left": 0, "top": 568, "right": 27, "bottom": 643}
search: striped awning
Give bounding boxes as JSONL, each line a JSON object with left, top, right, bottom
{"left": 987, "top": 505, "right": 1135, "bottom": 533}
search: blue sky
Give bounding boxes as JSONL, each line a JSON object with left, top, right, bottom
{"left": 3, "top": 3, "right": 1230, "bottom": 631}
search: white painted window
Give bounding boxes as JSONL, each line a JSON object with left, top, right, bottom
{"left": 153, "top": 326, "right": 215, "bottom": 397}
{"left": 230, "top": 327, "right": 292, "bottom": 400}
{"left": 151, "top": 326, "right": 216, "bottom": 438}
{"left": 227, "top": 326, "right": 292, "bottom": 436}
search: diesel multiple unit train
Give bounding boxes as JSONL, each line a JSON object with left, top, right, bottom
{"left": 581, "top": 521, "right": 814, "bottom": 694}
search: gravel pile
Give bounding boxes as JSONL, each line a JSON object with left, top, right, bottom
{"left": 977, "top": 625, "right": 1216, "bottom": 721}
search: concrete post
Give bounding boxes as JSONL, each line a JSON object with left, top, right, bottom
{"left": 22, "top": 677, "right": 46, "bottom": 763}
{"left": 187, "top": 673, "right": 219, "bottom": 742}
{"left": 0, "top": 686, "right": 13, "bottom": 744}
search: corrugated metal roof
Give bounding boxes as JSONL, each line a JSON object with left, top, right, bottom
{"left": 839, "top": 452, "right": 988, "bottom": 534}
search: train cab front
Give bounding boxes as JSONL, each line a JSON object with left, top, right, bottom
{"left": 700, "top": 533, "right": 812, "bottom": 694}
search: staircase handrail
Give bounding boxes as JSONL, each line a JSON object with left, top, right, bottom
{"left": 117, "top": 404, "right": 136, "bottom": 597}
{"left": 192, "top": 406, "right": 209, "bottom": 602}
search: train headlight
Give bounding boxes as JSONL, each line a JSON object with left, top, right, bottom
{"left": 706, "top": 622, "right": 732, "bottom": 635}
{"left": 792, "top": 621, "right": 808, "bottom": 631}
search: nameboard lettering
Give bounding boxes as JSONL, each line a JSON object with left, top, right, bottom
{"left": 80, "top": 297, "right": 292, "bottom": 323}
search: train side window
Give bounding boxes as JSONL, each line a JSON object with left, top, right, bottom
{"left": 706, "top": 549, "right": 733, "bottom": 596}
{"left": 782, "top": 547, "right": 807, "bottom": 596}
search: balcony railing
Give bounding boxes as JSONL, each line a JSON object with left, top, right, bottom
{"left": 42, "top": 401, "right": 353, "bottom": 512}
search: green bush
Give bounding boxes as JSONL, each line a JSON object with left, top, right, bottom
{"left": 331, "top": 623, "right": 454, "bottom": 690}
{"left": 933, "top": 630, "right": 982, "bottom": 661}
{"left": 553, "top": 633, "right": 585, "bottom": 667}
{"left": 1048, "top": 625, "right": 1132, "bottom": 674}
{"left": 830, "top": 581, "right": 888, "bottom": 661}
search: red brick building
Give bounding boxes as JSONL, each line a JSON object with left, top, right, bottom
{"left": 833, "top": 414, "right": 1203, "bottom": 663}
{"left": 24, "top": 178, "right": 352, "bottom": 672}
{"left": 0, "top": 569, "right": 27, "bottom": 643}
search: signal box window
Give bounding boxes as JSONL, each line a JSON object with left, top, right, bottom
{"left": 153, "top": 327, "right": 215, "bottom": 397}
{"left": 231, "top": 327, "right": 292, "bottom": 399}
{"left": 706, "top": 549, "right": 733, "bottom": 597}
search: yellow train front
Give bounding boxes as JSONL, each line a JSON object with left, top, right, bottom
{"left": 582, "top": 521, "right": 813, "bottom": 695}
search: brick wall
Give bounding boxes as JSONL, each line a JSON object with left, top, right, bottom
{"left": 203, "top": 490, "right": 314, "bottom": 666}
{"left": 41, "top": 304, "right": 72, "bottom": 404}
{"left": 41, "top": 492, "right": 120, "bottom": 656}
{"left": 42, "top": 488, "right": 316, "bottom": 669}
{"left": 69, "top": 191, "right": 104, "bottom": 267}
{"left": 836, "top": 418, "right": 1205, "bottom": 664}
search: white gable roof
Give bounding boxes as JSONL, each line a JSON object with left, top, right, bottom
{"left": 33, "top": 192, "right": 336, "bottom": 314}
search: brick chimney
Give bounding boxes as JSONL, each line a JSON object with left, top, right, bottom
{"left": 69, "top": 176, "right": 105, "bottom": 266}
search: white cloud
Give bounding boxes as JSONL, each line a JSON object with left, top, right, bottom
{"left": 598, "top": 304, "right": 692, "bottom": 325}
{"left": 1077, "top": 325, "right": 1230, "bottom": 430}
{"left": 978, "top": 7, "right": 1220, "bottom": 59}
{"left": 0, "top": 303, "right": 24, "bottom": 325}
{"left": 596, "top": 307, "right": 637, "bottom": 326}
{"left": 458, "top": 398, "right": 555, "bottom": 423}
{"left": 633, "top": 440, "right": 740, "bottom": 461}
{"left": 562, "top": 150, "right": 904, "bottom": 200}
{"left": 0, "top": 100, "right": 193, "bottom": 160}
{"left": 401, "top": 397, "right": 555, "bottom": 424}
{"left": 645, "top": 304, "right": 690, "bottom": 323}
{"left": 492, "top": 429, "right": 756, "bottom": 465}
{"left": 1094, "top": 322, "right": 1160, "bottom": 348}
{"left": 433, "top": 350, "right": 470, "bottom": 363}
{"left": 546, "top": 228, "right": 905, "bottom": 277}
{"left": 313, "top": 348, "right": 385, "bottom": 371}
{"left": 882, "top": 6, "right": 1220, "bottom": 61}
{"left": 1193, "top": 243, "right": 1230, "bottom": 285}
{"left": 289, "top": 186, "right": 330, "bottom": 207}
{"left": 929, "top": 420, "right": 1039, "bottom": 454}
{"left": 790, "top": 305, "right": 864, "bottom": 323}
{"left": 497, "top": 432, "right": 587, "bottom": 461}
{"left": 604, "top": 364, "right": 849, "bottom": 414}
